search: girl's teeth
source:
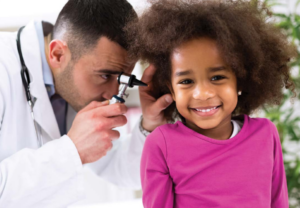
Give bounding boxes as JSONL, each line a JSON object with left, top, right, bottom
{"left": 195, "top": 107, "right": 217, "bottom": 112}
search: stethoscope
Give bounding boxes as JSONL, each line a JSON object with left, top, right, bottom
{"left": 17, "top": 26, "right": 43, "bottom": 147}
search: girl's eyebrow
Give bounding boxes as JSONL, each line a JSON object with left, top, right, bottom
{"left": 209, "top": 66, "right": 228, "bottom": 73}
{"left": 175, "top": 70, "right": 192, "bottom": 77}
{"left": 175, "top": 66, "right": 228, "bottom": 77}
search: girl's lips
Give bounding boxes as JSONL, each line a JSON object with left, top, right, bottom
{"left": 191, "top": 105, "right": 221, "bottom": 117}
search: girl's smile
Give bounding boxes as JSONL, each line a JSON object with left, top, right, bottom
{"left": 190, "top": 104, "right": 222, "bottom": 117}
{"left": 170, "top": 37, "right": 239, "bottom": 140}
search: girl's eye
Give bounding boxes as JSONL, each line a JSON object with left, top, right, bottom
{"left": 211, "top": 75, "right": 225, "bottom": 81}
{"left": 179, "top": 79, "right": 193, "bottom": 85}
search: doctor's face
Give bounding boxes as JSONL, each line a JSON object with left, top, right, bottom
{"left": 54, "top": 37, "right": 135, "bottom": 112}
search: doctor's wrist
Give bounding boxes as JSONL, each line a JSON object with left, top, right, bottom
{"left": 139, "top": 116, "right": 152, "bottom": 137}
{"left": 140, "top": 115, "right": 168, "bottom": 134}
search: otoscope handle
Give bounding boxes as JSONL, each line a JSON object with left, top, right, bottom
{"left": 109, "top": 95, "right": 125, "bottom": 105}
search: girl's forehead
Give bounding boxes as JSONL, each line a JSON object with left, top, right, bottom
{"left": 174, "top": 37, "right": 217, "bottom": 50}
{"left": 171, "top": 38, "right": 227, "bottom": 71}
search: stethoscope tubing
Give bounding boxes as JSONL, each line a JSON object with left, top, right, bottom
{"left": 17, "top": 26, "right": 43, "bottom": 147}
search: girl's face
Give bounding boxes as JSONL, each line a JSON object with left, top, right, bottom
{"left": 170, "top": 37, "right": 238, "bottom": 132}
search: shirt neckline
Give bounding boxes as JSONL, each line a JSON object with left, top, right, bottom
{"left": 229, "top": 119, "right": 243, "bottom": 139}
{"left": 176, "top": 114, "right": 248, "bottom": 145}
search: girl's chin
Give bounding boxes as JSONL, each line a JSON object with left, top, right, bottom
{"left": 186, "top": 120, "right": 220, "bottom": 131}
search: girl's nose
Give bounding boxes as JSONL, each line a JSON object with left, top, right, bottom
{"left": 193, "top": 82, "right": 215, "bottom": 100}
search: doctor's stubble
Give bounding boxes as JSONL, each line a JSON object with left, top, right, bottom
{"left": 54, "top": 61, "right": 81, "bottom": 112}
{"left": 54, "top": 60, "right": 99, "bottom": 112}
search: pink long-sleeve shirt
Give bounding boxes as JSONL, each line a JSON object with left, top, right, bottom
{"left": 141, "top": 115, "right": 288, "bottom": 208}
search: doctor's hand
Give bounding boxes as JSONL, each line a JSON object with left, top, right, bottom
{"left": 140, "top": 65, "right": 173, "bottom": 132}
{"left": 67, "top": 101, "right": 127, "bottom": 164}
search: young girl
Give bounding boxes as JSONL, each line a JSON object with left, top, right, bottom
{"left": 126, "top": 0, "right": 297, "bottom": 207}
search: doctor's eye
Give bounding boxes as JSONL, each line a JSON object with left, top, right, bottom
{"left": 101, "top": 74, "right": 111, "bottom": 80}
{"left": 211, "top": 75, "right": 225, "bottom": 81}
{"left": 179, "top": 79, "right": 193, "bottom": 85}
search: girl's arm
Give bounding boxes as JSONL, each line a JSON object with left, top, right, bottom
{"left": 141, "top": 127, "right": 174, "bottom": 208}
{"left": 270, "top": 123, "right": 289, "bottom": 208}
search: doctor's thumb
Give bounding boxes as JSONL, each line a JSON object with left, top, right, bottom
{"left": 80, "top": 100, "right": 110, "bottom": 113}
{"left": 156, "top": 94, "right": 173, "bottom": 112}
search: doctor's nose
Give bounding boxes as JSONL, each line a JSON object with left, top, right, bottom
{"left": 193, "top": 83, "right": 215, "bottom": 101}
{"left": 102, "top": 81, "right": 120, "bottom": 100}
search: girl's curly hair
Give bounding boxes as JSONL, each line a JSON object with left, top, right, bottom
{"left": 125, "top": 0, "right": 297, "bottom": 122}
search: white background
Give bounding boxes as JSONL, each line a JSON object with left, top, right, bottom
{"left": 0, "top": 0, "right": 150, "bottom": 30}
{"left": 0, "top": 0, "right": 298, "bottom": 31}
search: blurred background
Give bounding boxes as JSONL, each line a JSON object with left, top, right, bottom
{"left": 261, "top": 1, "right": 300, "bottom": 207}
{"left": 0, "top": 0, "right": 298, "bottom": 207}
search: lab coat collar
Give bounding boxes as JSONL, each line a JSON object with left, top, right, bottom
{"left": 20, "top": 21, "right": 60, "bottom": 140}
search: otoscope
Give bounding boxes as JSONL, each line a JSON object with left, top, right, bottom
{"left": 109, "top": 73, "right": 148, "bottom": 104}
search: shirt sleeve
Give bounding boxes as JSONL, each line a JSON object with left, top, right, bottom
{"left": 270, "top": 122, "right": 289, "bottom": 208}
{"left": 85, "top": 120, "right": 146, "bottom": 189}
{"left": 141, "top": 127, "right": 174, "bottom": 208}
{"left": 0, "top": 135, "right": 84, "bottom": 208}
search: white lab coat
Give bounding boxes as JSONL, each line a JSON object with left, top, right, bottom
{"left": 0, "top": 21, "right": 145, "bottom": 208}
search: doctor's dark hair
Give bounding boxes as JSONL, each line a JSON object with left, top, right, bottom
{"left": 125, "top": 0, "right": 297, "bottom": 122}
{"left": 53, "top": 0, "right": 137, "bottom": 60}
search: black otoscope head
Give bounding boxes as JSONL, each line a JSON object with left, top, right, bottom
{"left": 118, "top": 73, "right": 148, "bottom": 88}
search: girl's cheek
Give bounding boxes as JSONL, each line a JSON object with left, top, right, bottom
{"left": 175, "top": 101, "right": 188, "bottom": 118}
{"left": 173, "top": 90, "right": 191, "bottom": 115}
{"left": 172, "top": 88, "right": 186, "bottom": 102}
{"left": 221, "top": 86, "right": 238, "bottom": 109}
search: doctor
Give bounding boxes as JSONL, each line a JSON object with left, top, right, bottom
{"left": 0, "top": 0, "right": 173, "bottom": 207}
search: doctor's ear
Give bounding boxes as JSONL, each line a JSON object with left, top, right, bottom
{"left": 48, "top": 40, "right": 70, "bottom": 69}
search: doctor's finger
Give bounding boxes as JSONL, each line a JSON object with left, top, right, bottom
{"left": 92, "top": 103, "right": 128, "bottom": 117}
{"left": 81, "top": 100, "right": 110, "bottom": 113}
{"left": 103, "top": 130, "right": 120, "bottom": 141}
{"left": 95, "top": 115, "right": 127, "bottom": 130}
{"left": 141, "top": 64, "right": 157, "bottom": 84}
{"left": 149, "top": 94, "right": 173, "bottom": 116}
{"left": 96, "top": 130, "right": 119, "bottom": 155}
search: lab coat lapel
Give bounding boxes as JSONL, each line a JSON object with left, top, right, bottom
{"left": 20, "top": 21, "right": 60, "bottom": 140}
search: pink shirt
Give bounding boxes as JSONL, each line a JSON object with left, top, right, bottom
{"left": 141, "top": 115, "right": 288, "bottom": 208}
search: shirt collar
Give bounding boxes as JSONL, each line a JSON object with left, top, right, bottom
{"left": 34, "top": 21, "right": 55, "bottom": 98}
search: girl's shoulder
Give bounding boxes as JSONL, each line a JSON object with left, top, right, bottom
{"left": 243, "top": 115, "right": 279, "bottom": 138}
{"left": 144, "top": 122, "right": 190, "bottom": 159}
{"left": 146, "top": 122, "right": 187, "bottom": 143}
{"left": 148, "top": 122, "right": 183, "bottom": 137}
{"left": 246, "top": 115, "right": 276, "bottom": 129}
{"left": 143, "top": 123, "right": 181, "bottom": 159}
{"left": 155, "top": 121, "right": 190, "bottom": 136}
